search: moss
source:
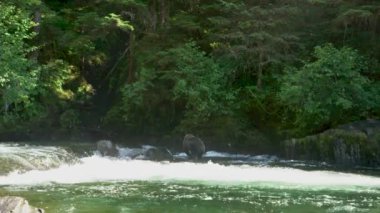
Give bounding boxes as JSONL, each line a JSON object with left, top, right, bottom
{"left": 361, "top": 132, "right": 380, "bottom": 165}
{"left": 315, "top": 134, "right": 334, "bottom": 162}
{"left": 324, "top": 129, "right": 367, "bottom": 144}
{"left": 287, "top": 128, "right": 379, "bottom": 166}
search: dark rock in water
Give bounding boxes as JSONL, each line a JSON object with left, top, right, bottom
{"left": 284, "top": 120, "right": 380, "bottom": 166}
{"left": 118, "top": 147, "right": 144, "bottom": 159}
{"left": 183, "top": 134, "right": 206, "bottom": 160}
{"left": 0, "top": 196, "right": 44, "bottom": 213}
{"left": 96, "top": 140, "right": 119, "bottom": 157}
{"left": 144, "top": 146, "right": 173, "bottom": 161}
{"left": 337, "top": 119, "right": 380, "bottom": 141}
{"left": 117, "top": 145, "right": 173, "bottom": 161}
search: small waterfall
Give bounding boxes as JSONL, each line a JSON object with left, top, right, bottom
{"left": 1, "top": 155, "right": 380, "bottom": 191}
{"left": 1, "top": 143, "right": 380, "bottom": 191}
{"left": 0, "top": 143, "right": 78, "bottom": 175}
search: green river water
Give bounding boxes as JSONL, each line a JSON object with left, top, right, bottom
{"left": 0, "top": 143, "right": 379, "bottom": 212}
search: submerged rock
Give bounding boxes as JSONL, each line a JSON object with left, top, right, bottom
{"left": 284, "top": 120, "right": 380, "bottom": 166}
{"left": 0, "top": 196, "right": 44, "bottom": 213}
{"left": 118, "top": 145, "right": 173, "bottom": 161}
{"left": 144, "top": 146, "right": 173, "bottom": 161}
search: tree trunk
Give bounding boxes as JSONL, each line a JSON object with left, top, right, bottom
{"left": 149, "top": 0, "right": 158, "bottom": 31}
{"left": 159, "top": 0, "right": 168, "bottom": 27}
{"left": 127, "top": 32, "right": 135, "bottom": 83}
{"left": 31, "top": 9, "right": 41, "bottom": 61}
{"left": 257, "top": 52, "right": 263, "bottom": 89}
{"left": 34, "top": 10, "right": 41, "bottom": 34}
{"left": 343, "top": 22, "right": 347, "bottom": 45}
{"left": 372, "top": 12, "right": 379, "bottom": 43}
{"left": 4, "top": 101, "right": 9, "bottom": 114}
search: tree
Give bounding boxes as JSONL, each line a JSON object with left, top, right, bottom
{"left": 0, "top": 3, "right": 40, "bottom": 126}
{"left": 279, "top": 44, "right": 378, "bottom": 135}
{"left": 207, "top": 0, "right": 300, "bottom": 89}
{"left": 161, "top": 42, "right": 235, "bottom": 130}
{"left": 106, "top": 42, "right": 235, "bottom": 134}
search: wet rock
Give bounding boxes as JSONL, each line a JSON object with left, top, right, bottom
{"left": 96, "top": 140, "right": 119, "bottom": 157}
{"left": 337, "top": 119, "right": 380, "bottom": 144}
{"left": 333, "top": 138, "right": 361, "bottom": 165}
{"left": 118, "top": 147, "right": 144, "bottom": 159}
{"left": 144, "top": 146, "right": 173, "bottom": 161}
{"left": 0, "top": 196, "right": 44, "bottom": 213}
{"left": 183, "top": 134, "right": 206, "bottom": 160}
{"left": 117, "top": 145, "right": 173, "bottom": 161}
{"left": 284, "top": 120, "right": 380, "bottom": 166}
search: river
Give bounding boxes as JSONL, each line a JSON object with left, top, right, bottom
{"left": 0, "top": 142, "right": 379, "bottom": 212}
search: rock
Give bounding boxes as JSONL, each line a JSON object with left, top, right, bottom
{"left": 144, "top": 146, "right": 173, "bottom": 161}
{"left": 284, "top": 120, "right": 380, "bottom": 166}
{"left": 96, "top": 140, "right": 119, "bottom": 157}
{"left": 337, "top": 119, "right": 380, "bottom": 142}
{"left": 117, "top": 145, "right": 173, "bottom": 161}
{"left": 183, "top": 134, "right": 206, "bottom": 160}
{"left": 118, "top": 147, "right": 144, "bottom": 159}
{"left": 0, "top": 196, "right": 44, "bottom": 213}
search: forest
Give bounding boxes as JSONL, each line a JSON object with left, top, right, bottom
{"left": 1, "top": 0, "right": 380, "bottom": 152}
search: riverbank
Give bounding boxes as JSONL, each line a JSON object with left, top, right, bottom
{"left": 285, "top": 120, "right": 380, "bottom": 167}
{"left": 0, "top": 126, "right": 281, "bottom": 156}
{"left": 1, "top": 120, "right": 380, "bottom": 168}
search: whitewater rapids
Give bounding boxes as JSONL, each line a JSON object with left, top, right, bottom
{"left": 1, "top": 155, "right": 380, "bottom": 191}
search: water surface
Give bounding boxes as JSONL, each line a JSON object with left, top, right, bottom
{"left": 0, "top": 143, "right": 379, "bottom": 212}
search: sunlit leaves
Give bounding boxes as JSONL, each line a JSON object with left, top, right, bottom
{"left": 105, "top": 13, "right": 134, "bottom": 31}
{"left": 0, "top": 4, "right": 38, "bottom": 109}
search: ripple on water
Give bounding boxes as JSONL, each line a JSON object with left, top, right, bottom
{"left": 1, "top": 143, "right": 380, "bottom": 212}
{"left": 1, "top": 181, "right": 380, "bottom": 212}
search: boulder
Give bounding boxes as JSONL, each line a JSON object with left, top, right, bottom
{"left": 284, "top": 120, "right": 380, "bottom": 166}
{"left": 117, "top": 145, "right": 173, "bottom": 161}
{"left": 144, "top": 146, "right": 173, "bottom": 161}
{"left": 0, "top": 196, "right": 44, "bottom": 213}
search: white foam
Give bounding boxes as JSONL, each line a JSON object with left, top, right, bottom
{"left": 1, "top": 155, "right": 380, "bottom": 189}
{"left": 0, "top": 144, "right": 77, "bottom": 172}
{"left": 204, "top": 151, "right": 250, "bottom": 158}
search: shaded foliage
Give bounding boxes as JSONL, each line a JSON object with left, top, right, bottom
{"left": 106, "top": 42, "right": 235, "bottom": 134}
{"left": 279, "top": 44, "right": 378, "bottom": 135}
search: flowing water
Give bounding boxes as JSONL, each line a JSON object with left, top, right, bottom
{"left": 0, "top": 142, "right": 380, "bottom": 212}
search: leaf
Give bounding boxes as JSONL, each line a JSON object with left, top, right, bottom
{"left": 105, "top": 13, "right": 134, "bottom": 31}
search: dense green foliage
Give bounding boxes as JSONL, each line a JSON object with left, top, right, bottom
{"left": 106, "top": 42, "right": 235, "bottom": 134}
{"left": 0, "top": 3, "right": 40, "bottom": 127}
{"left": 1, "top": 0, "right": 380, "bottom": 145}
{"left": 279, "top": 44, "right": 378, "bottom": 135}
